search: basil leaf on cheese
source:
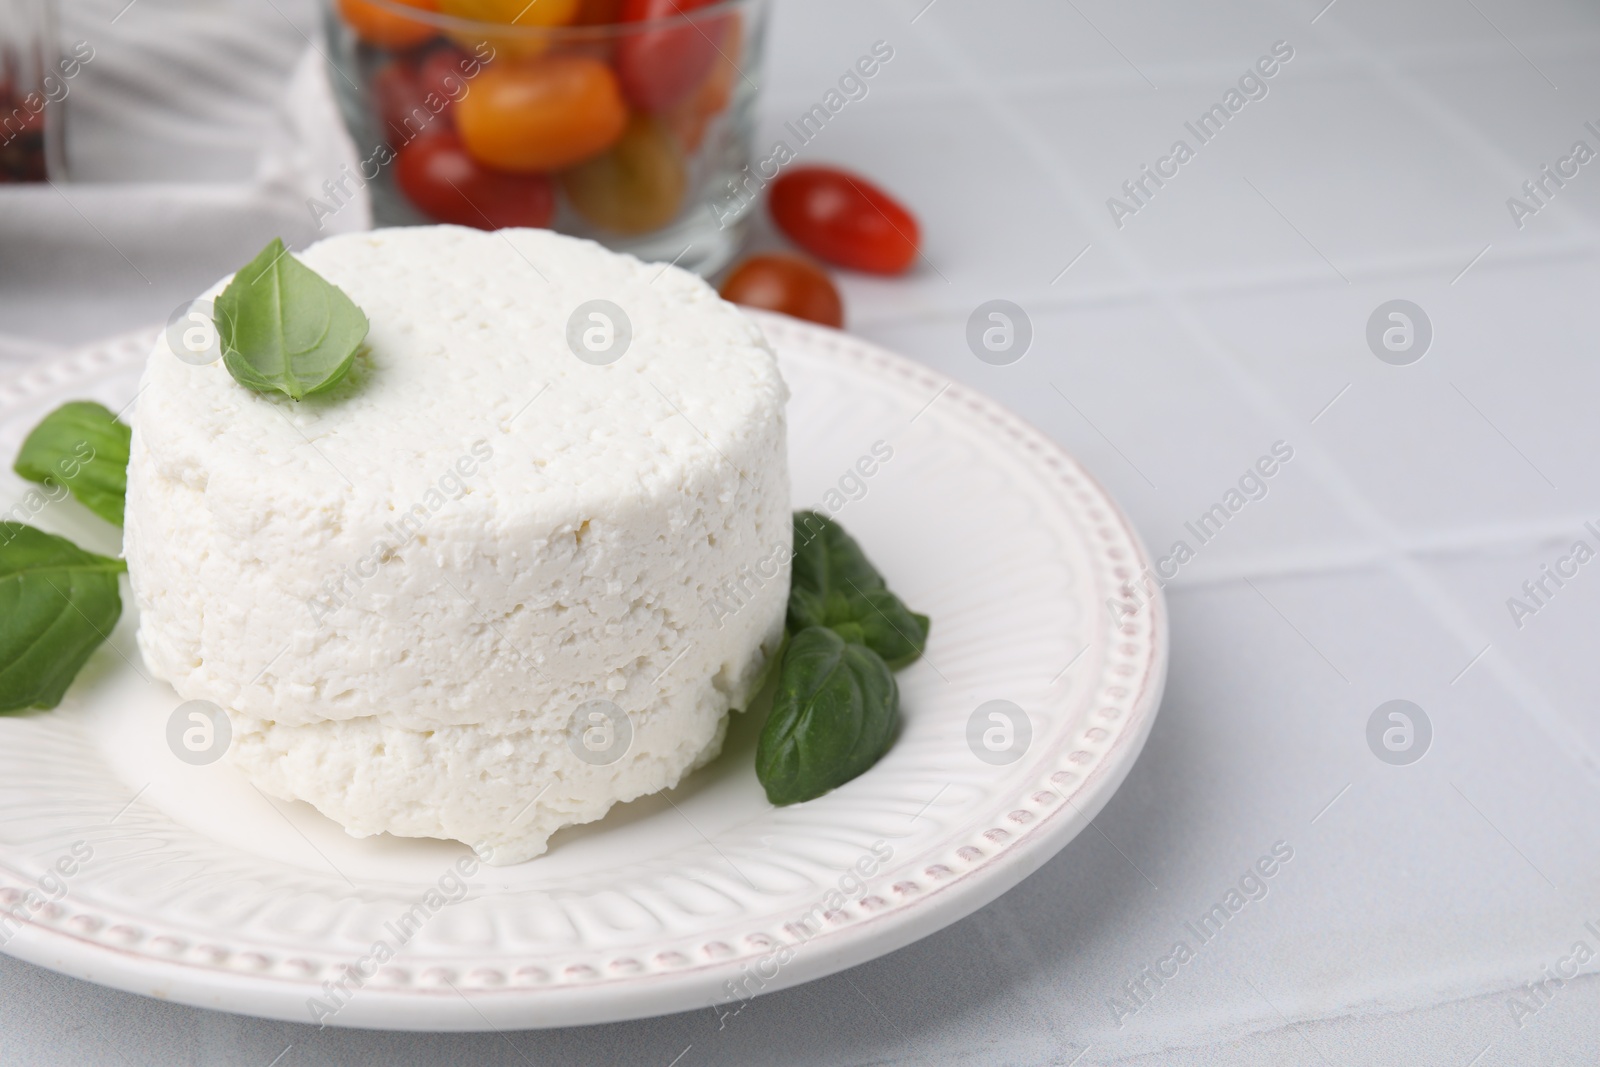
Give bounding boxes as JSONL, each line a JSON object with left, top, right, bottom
{"left": 0, "top": 523, "right": 124, "bottom": 713}
{"left": 756, "top": 626, "right": 898, "bottom": 806}
{"left": 12, "top": 401, "right": 132, "bottom": 526}
{"left": 216, "top": 237, "right": 369, "bottom": 400}
{"left": 788, "top": 510, "right": 930, "bottom": 669}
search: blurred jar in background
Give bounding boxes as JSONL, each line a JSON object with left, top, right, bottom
{"left": 0, "top": 0, "right": 70, "bottom": 182}
{"left": 323, "top": 0, "right": 768, "bottom": 275}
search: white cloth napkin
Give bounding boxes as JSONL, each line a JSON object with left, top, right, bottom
{"left": 0, "top": 0, "right": 369, "bottom": 364}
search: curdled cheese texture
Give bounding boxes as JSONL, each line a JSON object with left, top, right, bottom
{"left": 124, "top": 226, "right": 790, "bottom": 864}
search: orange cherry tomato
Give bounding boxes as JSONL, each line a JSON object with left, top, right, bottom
{"left": 338, "top": 0, "right": 440, "bottom": 50}
{"left": 719, "top": 254, "right": 844, "bottom": 329}
{"left": 769, "top": 166, "right": 920, "bottom": 275}
{"left": 615, "top": 0, "right": 730, "bottom": 112}
{"left": 455, "top": 55, "right": 627, "bottom": 172}
{"left": 561, "top": 114, "right": 686, "bottom": 233}
{"left": 663, "top": 14, "right": 739, "bottom": 151}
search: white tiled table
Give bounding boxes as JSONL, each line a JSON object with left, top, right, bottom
{"left": 4, "top": 0, "right": 1599, "bottom": 1063}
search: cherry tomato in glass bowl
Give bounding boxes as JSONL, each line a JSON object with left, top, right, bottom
{"left": 719, "top": 254, "right": 843, "bottom": 329}
{"left": 663, "top": 14, "right": 739, "bottom": 152}
{"left": 338, "top": 0, "right": 440, "bottom": 49}
{"left": 0, "top": 100, "right": 45, "bottom": 182}
{"left": 372, "top": 45, "right": 474, "bottom": 142}
{"left": 768, "top": 167, "right": 920, "bottom": 275}
{"left": 372, "top": 60, "right": 433, "bottom": 141}
{"left": 615, "top": 0, "right": 731, "bottom": 113}
{"left": 439, "top": 0, "right": 580, "bottom": 58}
{"left": 396, "top": 130, "right": 556, "bottom": 228}
{"left": 573, "top": 0, "right": 625, "bottom": 22}
{"left": 418, "top": 44, "right": 479, "bottom": 109}
{"left": 455, "top": 55, "right": 627, "bottom": 172}
{"left": 440, "top": 0, "right": 579, "bottom": 21}
{"left": 561, "top": 114, "right": 686, "bottom": 234}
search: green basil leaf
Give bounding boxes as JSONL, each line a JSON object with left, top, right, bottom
{"left": 788, "top": 510, "right": 931, "bottom": 668}
{"left": 788, "top": 511, "right": 880, "bottom": 629}
{"left": 0, "top": 523, "right": 124, "bottom": 713}
{"left": 12, "top": 401, "right": 132, "bottom": 526}
{"left": 216, "top": 237, "right": 369, "bottom": 400}
{"left": 849, "top": 590, "right": 931, "bottom": 671}
{"left": 756, "top": 626, "right": 898, "bottom": 806}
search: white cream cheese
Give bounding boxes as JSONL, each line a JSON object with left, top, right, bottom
{"left": 124, "top": 226, "right": 790, "bottom": 864}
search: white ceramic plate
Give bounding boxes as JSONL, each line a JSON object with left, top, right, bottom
{"left": 0, "top": 312, "right": 1166, "bottom": 1031}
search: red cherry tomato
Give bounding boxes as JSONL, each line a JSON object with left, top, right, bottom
{"left": 662, "top": 13, "right": 739, "bottom": 151}
{"left": 395, "top": 131, "right": 555, "bottom": 228}
{"left": 373, "top": 45, "right": 474, "bottom": 142}
{"left": 719, "top": 254, "right": 844, "bottom": 329}
{"left": 573, "top": 0, "right": 624, "bottom": 22}
{"left": 768, "top": 167, "right": 920, "bottom": 275}
{"left": 418, "top": 45, "right": 476, "bottom": 113}
{"left": 0, "top": 96, "right": 44, "bottom": 181}
{"left": 615, "top": 0, "right": 729, "bottom": 113}
{"left": 372, "top": 59, "right": 434, "bottom": 141}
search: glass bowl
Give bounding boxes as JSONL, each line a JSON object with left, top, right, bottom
{"left": 0, "top": 0, "right": 65, "bottom": 182}
{"left": 322, "top": 0, "right": 768, "bottom": 276}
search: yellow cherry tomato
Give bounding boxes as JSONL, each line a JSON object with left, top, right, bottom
{"left": 338, "top": 0, "right": 440, "bottom": 49}
{"left": 439, "top": 0, "right": 579, "bottom": 58}
{"left": 561, "top": 114, "right": 686, "bottom": 233}
{"left": 456, "top": 55, "right": 628, "bottom": 172}
{"left": 439, "top": 0, "right": 578, "bottom": 24}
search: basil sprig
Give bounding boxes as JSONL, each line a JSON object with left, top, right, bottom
{"left": 788, "top": 511, "right": 930, "bottom": 669}
{"left": 4, "top": 402, "right": 137, "bottom": 710}
{"left": 13, "top": 401, "right": 132, "bottom": 526}
{"left": 756, "top": 512, "right": 931, "bottom": 806}
{"left": 216, "top": 237, "right": 369, "bottom": 400}
{"left": 0, "top": 523, "right": 124, "bottom": 713}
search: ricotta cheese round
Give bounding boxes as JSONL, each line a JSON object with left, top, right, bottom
{"left": 124, "top": 226, "right": 790, "bottom": 864}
